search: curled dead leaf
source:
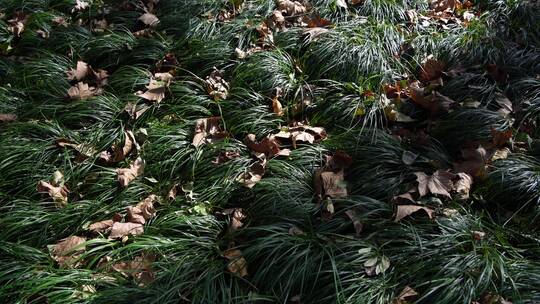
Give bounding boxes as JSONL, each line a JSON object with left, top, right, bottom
{"left": 139, "top": 13, "right": 159, "bottom": 27}
{"left": 238, "top": 159, "right": 266, "bottom": 188}
{"left": 136, "top": 72, "right": 173, "bottom": 103}
{"left": 112, "top": 254, "right": 155, "bottom": 286}
{"left": 394, "top": 205, "right": 435, "bottom": 222}
{"left": 67, "top": 61, "right": 89, "bottom": 81}
{"left": 419, "top": 55, "right": 445, "bottom": 83}
{"left": 37, "top": 171, "right": 69, "bottom": 208}
{"left": 454, "top": 172, "right": 473, "bottom": 200}
{"left": 223, "top": 208, "right": 246, "bottom": 232}
{"left": 415, "top": 170, "right": 455, "bottom": 198}
{"left": 192, "top": 117, "right": 228, "bottom": 147}
{"left": 205, "top": 69, "right": 229, "bottom": 101}
{"left": 320, "top": 170, "right": 347, "bottom": 198}
{"left": 393, "top": 286, "right": 418, "bottom": 304}
{"left": 277, "top": 0, "right": 307, "bottom": 16}
{"left": 108, "top": 222, "right": 144, "bottom": 239}
{"left": 213, "top": 150, "right": 241, "bottom": 164}
{"left": 116, "top": 157, "right": 145, "bottom": 187}
{"left": 127, "top": 194, "right": 157, "bottom": 225}
{"left": 99, "top": 130, "right": 138, "bottom": 163}
{"left": 0, "top": 113, "right": 17, "bottom": 122}
{"left": 50, "top": 236, "right": 86, "bottom": 267}
{"left": 224, "top": 249, "right": 248, "bottom": 277}
{"left": 88, "top": 220, "right": 114, "bottom": 233}
{"left": 68, "top": 82, "right": 101, "bottom": 100}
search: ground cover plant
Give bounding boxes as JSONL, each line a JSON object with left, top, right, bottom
{"left": 0, "top": 0, "right": 540, "bottom": 303}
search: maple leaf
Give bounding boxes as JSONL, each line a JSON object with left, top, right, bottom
{"left": 414, "top": 170, "right": 456, "bottom": 198}
{"left": 112, "top": 255, "right": 156, "bottom": 286}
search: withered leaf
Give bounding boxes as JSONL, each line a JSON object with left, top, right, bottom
{"left": 223, "top": 208, "right": 246, "bottom": 232}
{"left": 224, "top": 249, "right": 248, "bottom": 277}
{"left": 429, "top": 0, "right": 456, "bottom": 12}
{"left": 67, "top": 61, "right": 89, "bottom": 81}
{"left": 108, "top": 222, "right": 144, "bottom": 239}
{"left": 472, "top": 230, "right": 486, "bottom": 241}
{"left": 213, "top": 151, "right": 241, "bottom": 164}
{"left": 454, "top": 172, "right": 473, "bottom": 200}
{"left": 37, "top": 172, "right": 69, "bottom": 208}
{"left": 112, "top": 255, "right": 155, "bottom": 286}
{"left": 88, "top": 220, "right": 114, "bottom": 233}
{"left": 491, "top": 148, "right": 510, "bottom": 162}
{"left": 116, "top": 157, "right": 145, "bottom": 187}
{"left": 0, "top": 113, "right": 17, "bottom": 122}
{"left": 72, "top": 0, "right": 89, "bottom": 12}
{"left": 325, "top": 151, "right": 353, "bottom": 171}
{"left": 99, "top": 130, "right": 138, "bottom": 163}
{"left": 192, "top": 117, "right": 227, "bottom": 147}
{"left": 320, "top": 170, "right": 347, "bottom": 198}
{"left": 394, "top": 205, "right": 435, "bottom": 222}
{"left": 272, "top": 96, "right": 283, "bottom": 116}
{"left": 415, "top": 170, "right": 455, "bottom": 198}
{"left": 419, "top": 55, "right": 445, "bottom": 82}
{"left": 50, "top": 236, "right": 86, "bottom": 267}
{"left": 454, "top": 146, "right": 489, "bottom": 178}
{"left": 393, "top": 286, "right": 418, "bottom": 304}
{"left": 244, "top": 134, "right": 289, "bottom": 158}
{"left": 127, "top": 194, "right": 157, "bottom": 225}
{"left": 205, "top": 69, "right": 229, "bottom": 101}
{"left": 491, "top": 128, "right": 512, "bottom": 147}
{"left": 68, "top": 82, "right": 100, "bottom": 100}
{"left": 277, "top": 0, "right": 307, "bottom": 16}
{"left": 139, "top": 13, "right": 159, "bottom": 27}
{"left": 136, "top": 73, "right": 173, "bottom": 103}
{"left": 345, "top": 209, "right": 363, "bottom": 237}
{"left": 238, "top": 159, "right": 266, "bottom": 188}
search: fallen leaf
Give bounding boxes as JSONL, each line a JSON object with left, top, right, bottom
{"left": 320, "top": 170, "right": 347, "bottom": 198}
{"left": 192, "top": 117, "right": 227, "bottom": 147}
{"left": 245, "top": 134, "right": 289, "bottom": 158}
{"left": 136, "top": 72, "right": 173, "bottom": 103}
{"left": 394, "top": 205, "right": 435, "bottom": 222}
{"left": 67, "top": 61, "right": 89, "bottom": 81}
{"left": 223, "top": 208, "right": 246, "bottom": 232}
{"left": 415, "top": 170, "right": 455, "bottom": 198}
{"left": 454, "top": 172, "right": 473, "bottom": 200}
{"left": 99, "top": 130, "right": 138, "bottom": 163}
{"left": 345, "top": 209, "right": 363, "bottom": 237}
{"left": 491, "top": 128, "right": 512, "bottom": 147}
{"left": 224, "top": 249, "right": 248, "bottom": 277}
{"left": 52, "top": 16, "right": 69, "bottom": 27}
{"left": 127, "top": 194, "right": 157, "bottom": 225}
{"left": 88, "top": 220, "right": 114, "bottom": 233}
{"left": 325, "top": 151, "right": 353, "bottom": 171}
{"left": 50, "top": 236, "right": 86, "bottom": 267}
{"left": 420, "top": 55, "right": 445, "bottom": 82}
{"left": 112, "top": 254, "right": 155, "bottom": 286}
{"left": 272, "top": 96, "right": 283, "bottom": 116}
{"left": 454, "top": 145, "right": 489, "bottom": 178}
{"left": 0, "top": 113, "right": 17, "bottom": 122}
{"left": 393, "top": 286, "right": 418, "bottom": 304}
{"left": 139, "top": 13, "right": 159, "bottom": 27}
{"left": 213, "top": 150, "right": 241, "bottom": 164}
{"left": 67, "top": 82, "right": 100, "bottom": 100}
{"left": 491, "top": 148, "right": 510, "bottom": 162}
{"left": 7, "top": 12, "right": 28, "bottom": 36}
{"left": 108, "top": 222, "right": 144, "bottom": 239}
{"left": 116, "top": 157, "right": 145, "bottom": 187}
{"left": 472, "top": 230, "right": 486, "bottom": 241}
{"left": 238, "top": 159, "right": 266, "bottom": 188}
{"left": 37, "top": 171, "right": 69, "bottom": 208}
{"left": 277, "top": 0, "right": 307, "bottom": 16}
{"left": 91, "top": 68, "right": 109, "bottom": 87}
{"left": 205, "top": 69, "right": 229, "bottom": 101}
{"left": 275, "top": 124, "right": 327, "bottom": 149}
{"left": 72, "top": 0, "right": 90, "bottom": 12}
{"left": 429, "top": 0, "right": 456, "bottom": 12}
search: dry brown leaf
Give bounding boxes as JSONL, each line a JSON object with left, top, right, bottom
{"left": 92, "top": 68, "right": 109, "bottom": 87}
{"left": 223, "top": 208, "right": 246, "bottom": 232}
{"left": 7, "top": 12, "right": 28, "bottom": 36}
{"left": 325, "top": 151, "right": 353, "bottom": 171}
{"left": 275, "top": 124, "right": 327, "bottom": 149}
{"left": 491, "top": 148, "right": 510, "bottom": 162}
{"left": 136, "top": 73, "right": 173, "bottom": 103}
{"left": 415, "top": 170, "right": 455, "bottom": 198}
{"left": 68, "top": 82, "right": 100, "bottom": 100}
{"left": 67, "top": 61, "right": 89, "bottom": 81}
{"left": 205, "top": 69, "right": 229, "bottom": 101}
{"left": 37, "top": 171, "right": 69, "bottom": 208}
{"left": 212, "top": 151, "right": 241, "bottom": 164}
{"left": 491, "top": 128, "right": 512, "bottom": 147}
{"left": 224, "top": 249, "right": 248, "bottom": 277}
{"left": 88, "top": 220, "right": 114, "bottom": 233}
{"left": 116, "top": 157, "right": 145, "bottom": 187}
{"left": 112, "top": 255, "right": 155, "bottom": 286}
{"left": 345, "top": 209, "right": 363, "bottom": 237}
{"left": 303, "top": 27, "right": 329, "bottom": 41}
{"left": 420, "top": 55, "right": 445, "bottom": 82}
{"left": 394, "top": 205, "right": 435, "bottom": 222}
{"left": 127, "top": 194, "right": 157, "bottom": 225}
{"left": 50, "top": 236, "right": 86, "bottom": 267}
{"left": 454, "top": 146, "right": 489, "bottom": 178}
{"left": 277, "top": 0, "right": 307, "bottom": 16}
{"left": 393, "top": 286, "right": 418, "bottom": 304}
{"left": 244, "top": 134, "right": 290, "bottom": 158}
{"left": 429, "top": 0, "right": 456, "bottom": 12}
{"left": 320, "top": 170, "right": 348, "bottom": 198}
{"left": 454, "top": 172, "right": 473, "bottom": 200}
{"left": 72, "top": 0, "right": 90, "bottom": 12}
{"left": 472, "top": 230, "right": 486, "bottom": 241}
{"left": 108, "top": 222, "right": 144, "bottom": 239}
{"left": 139, "top": 13, "right": 159, "bottom": 27}
{"left": 0, "top": 113, "right": 17, "bottom": 122}
{"left": 238, "top": 159, "right": 266, "bottom": 188}
{"left": 272, "top": 96, "right": 283, "bottom": 116}
{"left": 124, "top": 102, "right": 149, "bottom": 120}
{"left": 192, "top": 117, "right": 227, "bottom": 147}
{"left": 52, "top": 16, "right": 69, "bottom": 27}
{"left": 99, "top": 130, "right": 138, "bottom": 163}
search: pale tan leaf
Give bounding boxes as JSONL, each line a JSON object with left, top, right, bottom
{"left": 0, "top": 113, "right": 17, "bottom": 122}
{"left": 88, "top": 220, "right": 114, "bottom": 233}
{"left": 454, "top": 172, "right": 473, "bottom": 200}
{"left": 320, "top": 170, "right": 347, "bottom": 198}
{"left": 394, "top": 205, "right": 435, "bottom": 222}
{"left": 224, "top": 249, "right": 248, "bottom": 277}
{"left": 139, "top": 13, "right": 159, "bottom": 26}
{"left": 67, "top": 61, "right": 89, "bottom": 81}
{"left": 108, "top": 222, "right": 144, "bottom": 239}
{"left": 127, "top": 194, "right": 157, "bottom": 224}
{"left": 116, "top": 157, "right": 145, "bottom": 187}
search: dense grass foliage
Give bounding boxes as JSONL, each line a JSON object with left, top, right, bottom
{"left": 1, "top": 0, "right": 540, "bottom": 303}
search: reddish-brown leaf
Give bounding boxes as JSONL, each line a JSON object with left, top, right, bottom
{"left": 394, "top": 205, "right": 435, "bottom": 222}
